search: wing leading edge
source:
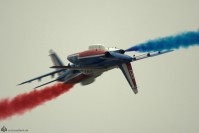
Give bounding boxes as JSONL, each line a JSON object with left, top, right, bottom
{"left": 50, "top": 65, "right": 104, "bottom": 70}
{"left": 119, "top": 63, "right": 138, "bottom": 94}
{"left": 18, "top": 69, "right": 65, "bottom": 86}
{"left": 131, "top": 50, "right": 173, "bottom": 62}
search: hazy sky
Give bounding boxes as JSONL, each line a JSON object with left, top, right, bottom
{"left": 0, "top": 0, "right": 199, "bottom": 133}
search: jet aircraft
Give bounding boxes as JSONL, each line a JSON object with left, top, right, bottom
{"left": 18, "top": 44, "right": 172, "bottom": 94}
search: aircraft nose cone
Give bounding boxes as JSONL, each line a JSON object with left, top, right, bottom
{"left": 67, "top": 54, "right": 78, "bottom": 63}
{"left": 67, "top": 56, "right": 71, "bottom": 61}
{"left": 67, "top": 55, "right": 73, "bottom": 62}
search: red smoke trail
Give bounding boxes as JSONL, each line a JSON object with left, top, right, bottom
{"left": 0, "top": 83, "right": 74, "bottom": 121}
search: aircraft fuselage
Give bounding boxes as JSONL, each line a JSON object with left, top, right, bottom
{"left": 60, "top": 48, "right": 132, "bottom": 85}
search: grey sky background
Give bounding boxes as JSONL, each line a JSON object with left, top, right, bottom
{"left": 0, "top": 0, "right": 199, "bottom": 133}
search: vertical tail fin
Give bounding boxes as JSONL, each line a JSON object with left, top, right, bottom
{"left": 49, "top": 50, "right": 64, "bottom": 76}
{"left": 119, "top": 63, "right": 138, "bottom": 94}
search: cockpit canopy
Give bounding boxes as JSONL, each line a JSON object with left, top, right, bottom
{"left": 88, "top": 44, "right": 106, "bottom": 50}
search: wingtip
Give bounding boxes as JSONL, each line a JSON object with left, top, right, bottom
{"left": 134, "top": 90, "right": 138, "bottom": 94}
{"left": 49, "top": 49, "right": 55, "bottom": 55}
{"left": 50, "top": 66, "right": 55, "bottom": 68}
{"left": 17, "top": 83, "right": 24, "bottom": 86}
{"left": 133, "top": 87, "right": 138, "bottom": 94}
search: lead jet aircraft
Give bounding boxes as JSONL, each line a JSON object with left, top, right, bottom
{"left": 18, "top": 44, "right": 173, "bottom": 94}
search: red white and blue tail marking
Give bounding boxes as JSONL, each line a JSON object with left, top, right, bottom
{"left": 119, "top": 63, "right": 138, "bottom": 94}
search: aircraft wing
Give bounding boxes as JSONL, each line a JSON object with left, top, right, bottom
{"left": 18, "top": 69, "right": 65, "bottom": 85}
{"left": 119, "top": 63, "right": 138, "bottom": 94}
{"left": 50, "top": 66, "right": 104, "bottom": 70}
{"left": 33, "top": 79, "right": 60, "bottom": 89}
{"left": 131, "top": 50, "right": 173, "bottom": 62}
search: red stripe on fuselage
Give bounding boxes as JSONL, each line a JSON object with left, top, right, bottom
{"left": 66, "top": 74, "right": 91, "bottom": 83}
{"left": 78, "top": 50, "right": 105, "bottom": 57}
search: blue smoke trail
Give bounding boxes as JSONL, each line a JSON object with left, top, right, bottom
{"left": 126, "top": 30, "right": 199, "bottom": 52}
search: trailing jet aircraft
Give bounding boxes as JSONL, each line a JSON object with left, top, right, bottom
{"left": 18, "top": 44, "right": 172, "bottom": 94}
